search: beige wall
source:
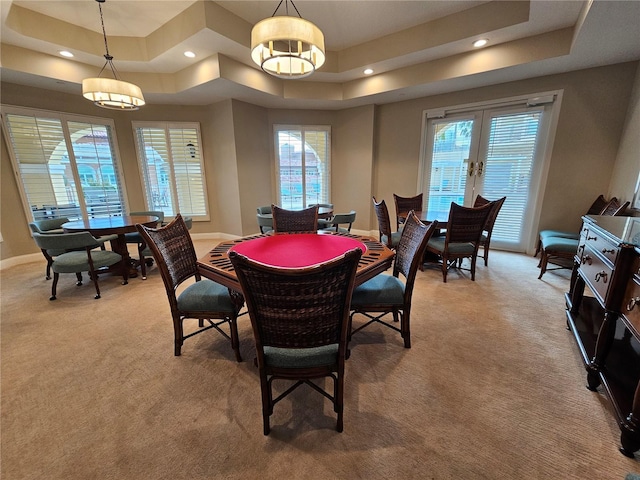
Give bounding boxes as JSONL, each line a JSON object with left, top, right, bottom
{"left": 373, "top": 62, "right": 638, "bottom": 241}
{"left": 608, "top": 63, "right": 640, "bottom": 212}
{"left": 2, "top": 61, "right": 639, "bottom": 262}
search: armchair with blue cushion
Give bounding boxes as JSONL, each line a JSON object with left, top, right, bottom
{"left": 29, "top": 217, "right": 116, "bottom": 279}
{"left": 32, "top": 231, "right": 126, "bottom": 300}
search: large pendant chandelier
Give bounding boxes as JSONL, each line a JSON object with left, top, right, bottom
{"left": 82, "top": 0, "right": 145, "bottom": 110}
{"left": 251, "top": 0, "right": 325, "bottom": 79}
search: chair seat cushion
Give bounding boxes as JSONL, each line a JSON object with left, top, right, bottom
{"left": 351, "top": 274, "right": 404, "bottom": 306}
{"left": 539, "top": 230, "right": 579, "bottom": 240}
{"left": 381, "top": 231, "right": 402, "bottom": 247}
{"left": 124, "top": 232, "right": 142, "bottom": 243}
{"left": 540, "top": 236, "right": 579, "bottom": 253}
{"left": 177, "top": 279, "right": 236, "bottom": 313}
{"left": 53, "top": 250, "right": 122, "bottom": 273}
{"left": 264, "top": 344, "right": 338, "bottom": 368}
{"left": 427, "top": 237, "right": 475, "bottom": 255}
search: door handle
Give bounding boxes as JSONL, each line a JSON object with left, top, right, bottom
{"left": 477, "top": 161, "right": 483, "bottom": 176}
{"left": 469, "top": 162, "right": 475, "bottom": 176}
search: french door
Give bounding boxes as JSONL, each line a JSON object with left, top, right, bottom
{"left": 420, "top": 98, "right": 557, "bottom": 252}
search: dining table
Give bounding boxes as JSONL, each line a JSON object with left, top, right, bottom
{"left": 62, "top": 215, "right": 159, "bottom": 277}
{"left": 197, "top": 231, "right": 395, "bottom": 294}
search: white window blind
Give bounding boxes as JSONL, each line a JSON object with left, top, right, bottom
{"left": 274, "top": 125, "right": 330, "bottom": 209}
{"left": 133, "top": 123, "right": 208, "bottom": 220}
{"left": 481, "top": 111, "right": 542, "bottom": 242}
{"left": 1, "top": 108, "right": 126, "bottom": 221}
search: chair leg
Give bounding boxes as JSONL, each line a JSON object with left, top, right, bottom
{"left": 441, "top": 256, "right": 448, "bottom": 283}
{"left": 50, "top": 272, "right": 59, "bottom": 300}
{"left": 139, "top": 248, "right": 147, "bottom": 280}
{"left": 229, "top": 316, "right": 242, "bottom": 363}
{"left": 46, "top": 260, "right": 53, "bottom": 280}
{"left": 470, "top": 255, "right": 478, "bottom": 281}
{"left": 483, "top": 247, "right": 489, "bottom": 266}
{"left": 538, "top": 250, "right": 548, "bottom": 279}
{"left": 174, "top": 317, "right": 184, "bottom": 356}
{"left": 261, "top": 373, "right": 271, "bottom": 435}
{"left": 401, "top": 310, "right": 411, "bottom": 348}
{"left": 76, "top": 272, "right": 83, "bottom": 285}
{"left": 88, "top": 267, "right": 102, "bottom": 299}
{"left": 335, "top": 370, "right": 344, "bottom": 433}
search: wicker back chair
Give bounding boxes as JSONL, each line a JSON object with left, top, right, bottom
{"left": 587, "top": 194, "right": 610, "bottom": 215}
{"left": 425, "top": 201, "right": 493, "bottom": 282}
{"left": 393, "top": 193, "right": 423, "bottom": 230}
{"left": 373, "top": 197, "right": 401, "bottom": 249}
{"left": 229, "top": 247, "right": 362, "bottom": 435}
{"left": 136, "top": 214, "right": 243, "bottom": 361}
{"left": 473, "top": 195, "right": 507, "bottom": 266}
{"left": 271, "top": 204, "right": 319, "bottom": 233}
{"left": 350, "top": 211, "right": 437, "bottom": 348}
{"left": 601, "top": 197, "right": 630, "bottom": 216}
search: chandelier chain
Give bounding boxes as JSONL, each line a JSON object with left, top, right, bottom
{"left": 271, "top": 0, "right": 303, "bottom": 19}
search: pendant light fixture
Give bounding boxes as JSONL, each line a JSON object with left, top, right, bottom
{"left": 82, "top": 0, "right": 145, "bottom": 110}
{"left": 251, "top": 0, "right": 325, "bottom": 79}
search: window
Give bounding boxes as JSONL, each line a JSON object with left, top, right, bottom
{"left": 274, "top": 125, "right": 330, "bottom": 209}
{"left": 133, "top": 122, "right": 209, "bottom": 220}
{"left": 1, "top": 106, "right": 127, "bottom": 221}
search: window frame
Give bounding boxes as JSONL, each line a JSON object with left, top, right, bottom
{"left": 1, "top": 105, "right": 129, "bottom": 222}
{"left": 273, "top": 124, "right": 331, "bottom": 209}
{"left": 132, "top": 121, "right": 210, "bottom": 222}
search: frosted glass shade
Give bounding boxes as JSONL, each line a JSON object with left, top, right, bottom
{"left": 251, "top": 16, "right": 325, "bottom": 79}
{"left": 82, "top": 78, "right": 145, "bottom": 110}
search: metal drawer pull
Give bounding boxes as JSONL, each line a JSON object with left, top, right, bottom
{"left": 628, "top": 297, "right": 640, "bottom": 312}
{"left": 602, "top": 248, "right": 615, "bottom": 254}
{"left": 582, "top": 255, "right": 592, "bottom": 265}
{"left": 594, "top": 271, "right": 608, "bottom": 283}
{"left": 587, "top": 235, "right": 597, "bottom": 241}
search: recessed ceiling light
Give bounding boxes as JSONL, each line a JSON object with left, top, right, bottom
{"left": 473, "top": 39, "right": 488, "bottom": 48}
{"left": 364, "top": 68, "right": 374, "bottom": 75}
{"left": 184, "top": 51, "right": 196, "bottom": 58}
{"left": 59, "top": 51, "right": 74, "bottom": 58}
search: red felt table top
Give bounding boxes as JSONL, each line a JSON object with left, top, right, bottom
{"left": 229, "top": 233, "right": 367, "bottom": 268}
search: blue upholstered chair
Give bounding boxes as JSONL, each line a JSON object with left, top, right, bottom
{"left": 318, "top": 210, "right": 356, "bottom": 233}
{"left": 32, "top": 231, "right": 126, "bottom": 300}
{"left": 29, "top": 217, "right": 116, "bottom": 279}
{"left": 350, "top": 211, "right": 437, "bottom": 348}
{"left": 229, "top": 247, "right": 362, "bottom": 435}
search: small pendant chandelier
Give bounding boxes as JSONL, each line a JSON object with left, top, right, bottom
{"left": 82, "top": 0, "right": 145, "bottom": 110}
{"left": 251, "top": 0, "right": 325, "bottom": 79}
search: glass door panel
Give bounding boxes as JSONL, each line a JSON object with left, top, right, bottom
{"left": 424, "top": 115, "right": 480, "bottom": 221}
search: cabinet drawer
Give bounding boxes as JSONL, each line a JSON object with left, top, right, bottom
{"left": 583, "top": 228, "right": 619, "bottom": 266}
{"left": 579, "top": 247, "right": 613, "bottom": 304}
{"left": 623, "top": 275, "right": 640, "bottom": 337}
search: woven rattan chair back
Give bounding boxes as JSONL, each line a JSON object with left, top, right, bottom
{"left": 271, "top": 204, "right": 319, "bottom": 233}
{"left": 601, "top": 197, "right": 630, "bottom": 216}
{"left": 229, "top": 247, "right": 362, "bottom": 434}
{"left": 137, "top": 214, "right": 198, "bottom": 290}
{"left": 446, "top": 202, "right": 494, "bottom": 244}
{"left": 587, "top": 195, "right": 610, "bottom": 215}
{"left": 394, "top": 211, "right": 437, "bottom": 284}
{"left": 393, "top": 193, "right": 423, "bottom": 229}
{"left": 473, "top": 195, "right": 507, "bottom": 266}
{"left": 373, "top": 197, "right": 395, "bottom": 248}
